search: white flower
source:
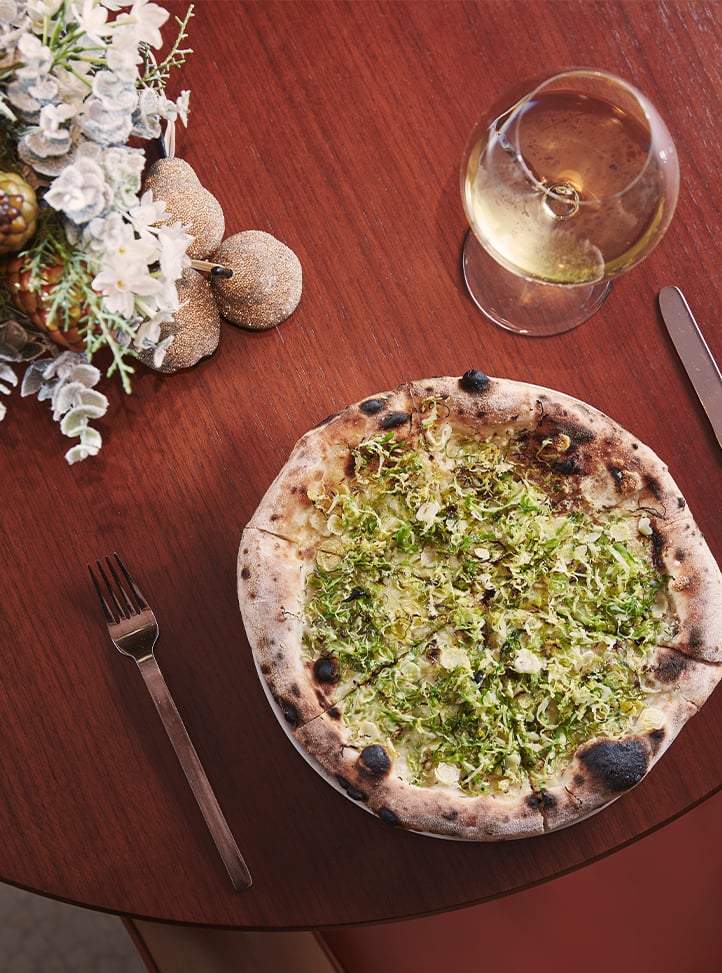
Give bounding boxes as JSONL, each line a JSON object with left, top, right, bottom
{"left": 70, "top": 0, "right": 111, "bottom": 45}
{"left": 82, "top": 210, "right": 127, "bottom": 253}
{"left": 155, "top": 220, "right": 192, "bottom": 286}
{"left": 16, "top": 31, "right": 52, "bottom": 75}
{"left": 27, "top": 1, "right": 64, "bottom": 19}
{"left": 92, "top": 240, "right": 164, "bottom": 317}
{"left": 45, "top": 156, "right": 110, "bottom": 223}
{"left": 113, "top": 1, "right": 169, "bottom": 50}
{"left": 127, "top": 187, "right": 166, "bottom": 232}
{"left": 106, "top": 31, "right": 142, "bottom": 78}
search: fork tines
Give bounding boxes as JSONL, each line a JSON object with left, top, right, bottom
{"left": 89, "top": 553, "right": 149, "bottom": 623}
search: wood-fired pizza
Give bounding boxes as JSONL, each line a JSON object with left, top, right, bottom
{"left": 238, "top": 372, "right": 722, "bottom": 839}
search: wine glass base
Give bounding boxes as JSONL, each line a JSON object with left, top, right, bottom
{"left": 462, "top": 231, "right": 612, "bottom": 336}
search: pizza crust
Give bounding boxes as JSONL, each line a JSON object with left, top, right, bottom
{"left": 294, "top": 709, "right": 546, "bottom": 840}
{"left": 238, "top": 529, "right": 324, "bottom": 726}
{"left": 245, "top": 383, "right": 417, "bottom": 545}
{"left": 535, "top": 692, "right": 698, "bottom": 832}
{"left": 651, "top": 516, "right": 722, "bottom": 663}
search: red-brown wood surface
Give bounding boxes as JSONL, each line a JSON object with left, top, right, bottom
{"left": 1, "top": 0, "right": 720, "bottom": 929}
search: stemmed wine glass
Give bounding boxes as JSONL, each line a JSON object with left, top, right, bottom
{"left": 460, "top": 69, "right": 680, "bottom": 336}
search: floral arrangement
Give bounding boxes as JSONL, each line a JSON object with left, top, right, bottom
{"left": 0, "top": 0, "right": 194, "bottom": 463}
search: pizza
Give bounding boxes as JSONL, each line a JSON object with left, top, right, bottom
{"left": 238, "top": 372, "right": 722, "bottom": 840}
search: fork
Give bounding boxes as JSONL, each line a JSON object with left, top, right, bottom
{"left": 88, "top": 553, "right": 252, "bottom": 892}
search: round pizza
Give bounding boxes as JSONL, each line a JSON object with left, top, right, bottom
{"left": 238, "top": 372, "right": 722, "bottom": 840}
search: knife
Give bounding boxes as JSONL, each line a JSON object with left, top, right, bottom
{"left": 658, "top": 286, "right": 722, "bottom": 448}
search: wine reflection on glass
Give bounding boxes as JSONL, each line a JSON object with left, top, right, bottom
{"left": 460, "top": 69, "right": 680, "bottom": 336}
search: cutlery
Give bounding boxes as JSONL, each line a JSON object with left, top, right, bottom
{"left": 88, "top": 553, "right": 252, "bottom": 892}
{"left": 659, "top": 286, "right": 722, "bottom": 448}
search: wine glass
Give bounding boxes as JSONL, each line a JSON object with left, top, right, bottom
{"left": 460, "top": 69, "right": 680, "bottom": 336}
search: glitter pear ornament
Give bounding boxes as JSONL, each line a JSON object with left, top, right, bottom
{"left": 143, "top": 157, "right": 224, "bottom": 260}
{"left": 137, "top": 267, "right": 221, "bottom": 373}
{"left": 209, "top": 230, "right": 302, "bottom": 330}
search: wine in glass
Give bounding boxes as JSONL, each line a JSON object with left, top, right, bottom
{"left": 460, "top": 69, "right": 680, "bottom": 335}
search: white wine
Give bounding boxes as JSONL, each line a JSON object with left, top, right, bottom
{"left": 463, "top": 90, "right": 669, "bottom": 285}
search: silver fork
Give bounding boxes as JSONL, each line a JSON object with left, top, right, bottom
{"left": 88, "top": 553, "right": 252, "bottom": 892}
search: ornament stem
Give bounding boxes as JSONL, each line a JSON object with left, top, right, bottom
{"left": 190, "top": 259, "right": 233, "bottom": 278}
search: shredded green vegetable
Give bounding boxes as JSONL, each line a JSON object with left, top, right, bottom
{"left": 302, "top": 408, "right": 673, "bottom": 796}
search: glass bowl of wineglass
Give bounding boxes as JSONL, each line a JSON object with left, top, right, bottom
{"left": 460, "top": 69, "right": 680, "bottom": 336}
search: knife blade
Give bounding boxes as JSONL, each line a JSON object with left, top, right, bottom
{"left": 658, "top": 286, "right": 722, "bottom": 448}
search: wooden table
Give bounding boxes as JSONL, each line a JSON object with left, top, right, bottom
{"left": 2, "top": 0, "right": 720, "bottom": 930}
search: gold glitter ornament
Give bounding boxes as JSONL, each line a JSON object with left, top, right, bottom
{"left": 209, "top": 230, "right": 302, "bottom": 330}
{"left": 143, "top": 158, "right": 225, "bottom": 260}
{"left": 137, "top": 267, "right": 221, "bottom": 373}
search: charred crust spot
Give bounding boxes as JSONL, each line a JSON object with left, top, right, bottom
{"left": 644, "top": 475, "right": 664, "bottom": 501}
{"left": 654, "top": 652, "right": 688, "bottom": 684}
{"left": 554, "top": 456, "right": 582, "bottom": 475}
{"left": 688, "top": 627, "right": 703, "bottom": 649}
{"left": 648, "top": 728, "right": 666, "bottom": 752}
{"left": 547, "top": 419, "right": 595, "bottom": 446}
{"left": 541, "top": 791, "right": 556, "bottom": 809}
{"left": 359, "top": 398, "right": 385, "bottom": 415}
{"left": 358, "top": 744, "right": 392, "bottom": 778}
{"left": 441, "top": 808, "right": 459, "bottom": 821}
{"left": 313, "top": 412, "right": 340, "bottom": 429}
{"left": 239, "top": 566, "right": 250, "bottom": 579}
{"left": 650, "top": 529, "right": 666, "bottom": 572}
{"left": 675, "top": 548, "right": 686, "bottom": 563}
{"left": 328, "top": 707, "right": 341, "bottom": 720}
{"left": 282, "top": 702, "right": 299, "bottom": 726}
{"left": 313, "top": 657, "right": 339, "bottom": 684}
{"left": 677, "top": 497, "right": 686, "bottom": 509}
{"left": 580, "top": 739, "right": 648, "bottom": 792}
{"left": 290, "top": 683, "right": 301, "bottom": 698}
{"left": 336, "top": 776, "right": 367, "bottom": 802}
{"left": 459, "top": 369, "right": 490, "bottom": 393}
{"left": 379, "top": 411, "right": 411, "bottom": 430}
{"left": 527, "top": 790, "right": 556, "bottom": 810}
{"left": 377, "top": 806, "right": 400, "bottom": 826}
{"left": 260, "top": 663, "right": 271, "bottom": 675}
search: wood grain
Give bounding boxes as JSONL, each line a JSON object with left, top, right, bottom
{"left": 1, "top": 0, "right": 720, "bottom": 928}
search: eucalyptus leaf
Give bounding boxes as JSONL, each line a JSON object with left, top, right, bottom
{"left": 68, "top": 362, "right": 102, "bottom": 388}
{"left": 60, "top": 408, "right": 88, "bottom": 437}
{"left": 80, "top": 426, "right": 102, "bottom": 449}
{"left": 78, "top": 387, "right": 108, "bottom": 414}
{"left": 0, "top": 364, "right": 18, "bottom": 387}
{"left": 53, "top": 380, "right": 85, "bottom": 417}
{"left": 21, "top": 360, "right": 54, "bottom": 397}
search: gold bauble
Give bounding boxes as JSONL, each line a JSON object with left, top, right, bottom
{"left": 209, "top": 231, "right": 302, "bottom": 330}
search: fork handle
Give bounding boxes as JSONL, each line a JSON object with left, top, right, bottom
{"left": 137, "top": 656, "right": 252, "bottom": 892}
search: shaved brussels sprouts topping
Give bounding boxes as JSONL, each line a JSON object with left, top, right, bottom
{"left": 302, "top": 418, "right": 673, "bottom": 795}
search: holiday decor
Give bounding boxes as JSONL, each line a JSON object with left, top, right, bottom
{"left": 0, "top": 1, "right": 303, "bottom": 464}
